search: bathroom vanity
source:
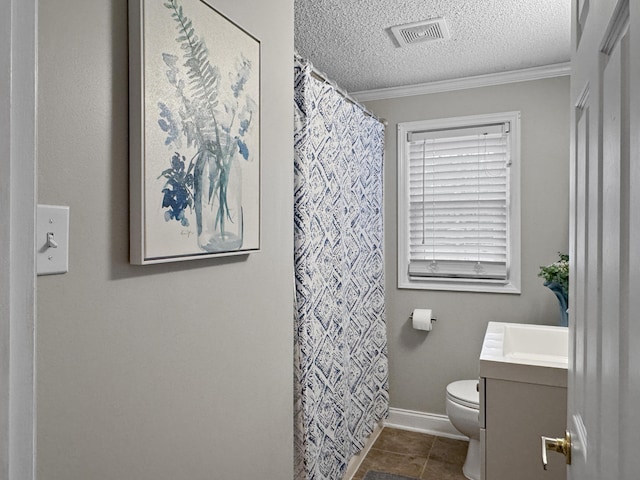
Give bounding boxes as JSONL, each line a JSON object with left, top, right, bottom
{"left": 479, "top": 322, "right": 568, "bottom": 480}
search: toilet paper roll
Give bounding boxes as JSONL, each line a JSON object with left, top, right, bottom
{"left": 412, "top": 309, "right": 433, "bottom": 331}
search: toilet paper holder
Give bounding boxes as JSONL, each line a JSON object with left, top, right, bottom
{"left": 409, "top": 311, "right": 437, "bottom": 322}
{"left": 410, "top": 309, "right": 437, "bottom": 331}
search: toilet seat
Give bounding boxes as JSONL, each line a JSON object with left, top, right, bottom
{"left": 446, "top": 380, "right": 479, "bottom": 410}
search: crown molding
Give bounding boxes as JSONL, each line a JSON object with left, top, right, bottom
{"left": 352, "top": 62, "right": 572, "bottom": 102}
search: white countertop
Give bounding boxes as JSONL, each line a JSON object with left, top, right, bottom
{"left": 480, "top": 321, "right": 568, "bottom": 388}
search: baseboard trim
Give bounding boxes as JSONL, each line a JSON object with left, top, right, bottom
{"left": 384, "top": 407, "right": 467, "bottom": 440}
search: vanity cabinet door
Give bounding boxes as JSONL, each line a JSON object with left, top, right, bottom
{"left": 483, "top": 378, "right": 567, "bottom": 480}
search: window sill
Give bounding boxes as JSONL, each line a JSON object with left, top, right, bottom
{"left": 398, "top": 277, "right": 521, "bottom": 294}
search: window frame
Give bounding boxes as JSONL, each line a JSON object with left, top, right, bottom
{"left": 397, "top": 111, "right": 521, "bottom": 294}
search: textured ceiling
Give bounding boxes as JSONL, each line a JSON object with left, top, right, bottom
{"left": 295, "top": 0, "right": 571, "bottom": 93}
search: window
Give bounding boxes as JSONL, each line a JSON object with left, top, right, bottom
{"left": 397, "top": 112, "right": 521, "bottom": 293}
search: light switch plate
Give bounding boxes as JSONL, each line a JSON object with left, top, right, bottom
{"left": 37, "top": 205, "right": 69, "bottom": 275}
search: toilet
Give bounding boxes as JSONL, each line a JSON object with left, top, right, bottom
{"left": 446, "top": 380, "right": 480, "bottom": 480}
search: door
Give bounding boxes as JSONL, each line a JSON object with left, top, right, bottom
{"left": 568, "top": 0, "right": 640, "bottom": 478}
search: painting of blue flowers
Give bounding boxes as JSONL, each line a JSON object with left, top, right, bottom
{"left": 129, "top": 0, "right": 260, "bottom": 264}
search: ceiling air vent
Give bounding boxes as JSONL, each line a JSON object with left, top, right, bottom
{"left": 390, "top": 17, "right": 450, "bottom": 47}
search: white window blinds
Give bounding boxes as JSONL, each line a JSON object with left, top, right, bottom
{"left": 406, "top": 122, "right": 512, "bottom": 280}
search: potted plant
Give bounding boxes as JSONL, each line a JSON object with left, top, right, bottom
{"left": 539, "top": 253, "right": 569, "bottom": 327}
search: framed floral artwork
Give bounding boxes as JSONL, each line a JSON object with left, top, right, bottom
{"left": 129, "top": 0, "right": 260, "bottom": 264}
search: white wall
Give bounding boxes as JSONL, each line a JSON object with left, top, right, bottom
{"left": 365, "top": 76, "right": 570, "bottom": 414}
{"left": 36, "top": 1, "right": 294, "bottom": 479}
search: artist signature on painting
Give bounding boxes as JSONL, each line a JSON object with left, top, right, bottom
{"left": 180, "top": 230, "right": 194, "bottom": 239}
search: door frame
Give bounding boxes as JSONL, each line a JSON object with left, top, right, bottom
{"left": 0, "top": 0, "right": 37, "bottom": 478}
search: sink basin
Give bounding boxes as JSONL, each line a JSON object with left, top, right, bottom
{"left": 503, "top": 323, "right": 568, "bottom": 363}
{"left": 480, "top": 322, "right": 568, "bottom": 387}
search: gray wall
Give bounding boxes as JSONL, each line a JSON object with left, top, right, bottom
{"left": 365, "top": 76, "right": 570, "bottom": 414}
{"left": 36, "top": 1, "right": 294, "bottom": 479}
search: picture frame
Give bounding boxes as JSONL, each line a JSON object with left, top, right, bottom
{"left": 129, "top": 0, "right": 261, "bottom": 264}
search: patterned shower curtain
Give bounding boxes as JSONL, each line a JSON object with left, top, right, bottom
{"left": 293, "top": 63, "right": 389, "bottom": 480}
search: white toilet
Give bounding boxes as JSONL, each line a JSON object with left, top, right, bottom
{"left": 446, "top": 379, "right": 480, "bottom": 480}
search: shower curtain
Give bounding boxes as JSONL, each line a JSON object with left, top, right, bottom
{"left": 293, "top": 62, "right": 389, "bottom": 480}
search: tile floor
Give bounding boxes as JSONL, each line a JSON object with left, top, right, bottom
{"left": 353, "top": 427, "right": 468, "bottom": 480}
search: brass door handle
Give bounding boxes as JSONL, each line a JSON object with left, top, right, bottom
{"left": 541, "top": 431, "right": 571, "bottom": 470}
